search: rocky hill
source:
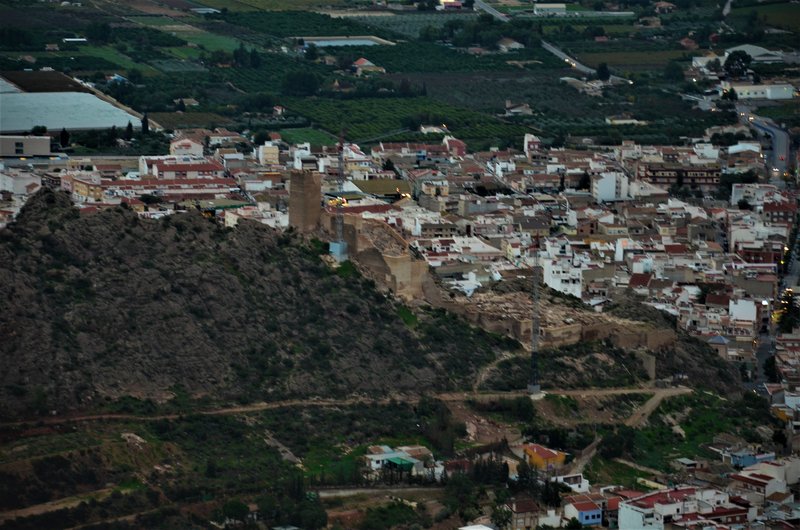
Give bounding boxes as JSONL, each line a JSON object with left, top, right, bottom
{"left": 0, "top": 190, "right": 518, "bottom": 419}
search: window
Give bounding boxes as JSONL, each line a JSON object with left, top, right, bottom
{"left": 14, "top": 141, "right": 23, "bottom": 155}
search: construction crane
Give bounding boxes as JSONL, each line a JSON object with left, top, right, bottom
{"left": 529, "top": 264, "right": 542, "bottom": 394}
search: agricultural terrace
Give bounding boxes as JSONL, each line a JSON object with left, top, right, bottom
{"left": 336, "top": 41, "right": 564, "bottom": 73}
{"left": 224, "top": 11, "right": 386, "bottom": 39}
{"left": 283, "top": 97, "right": 533, "bottom": 146}
{"left": 348, "top": 13, "right": 480, "bottom": 38}
{"left": 195, "top": 0, "right": 350, "bottom": 10}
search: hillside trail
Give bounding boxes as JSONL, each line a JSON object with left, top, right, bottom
{"left": 0, "top": 389, "right": 689, "bottom": 523}
{"left": 471, "top": 349, "right": 520, "bottom": 392}
{"left": 1, "top": 387, "right": 690, "bottom": 428}
{"left": 0, "top": 487, "right": 120, "bottom": 523}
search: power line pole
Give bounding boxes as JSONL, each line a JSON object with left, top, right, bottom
{"left": 529, "top": 265, "right": 541, "bottom": 395}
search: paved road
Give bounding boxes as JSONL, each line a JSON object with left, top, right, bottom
{"left": 722, "top": 0, "right": 733, "bottom": 17}
{"left": 473, "top": 0, "right": 509, "bottom": 22}
{"left": 738, "top": 105, "right": 791, "bottom": 183}
{"left": 541, "top": 40, "right": 629, "bottom": 83}
{"left": 542, "top": 40, "right": 595, "bottom": 75}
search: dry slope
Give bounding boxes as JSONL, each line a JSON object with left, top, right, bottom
{"left": 0, "top": 190, "right": 517, "bottom": 418}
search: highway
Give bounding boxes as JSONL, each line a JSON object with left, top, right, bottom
{"left": 542, "top": 40, "right": 595, "bottom": 75}
{"left": 541, "top": 40, "right": 630, "bottom": 83}
{"left": 473, "top": 0, "right": 509, "bottom": 22}
{"left": 738, "top": 104, "right": 791, "bottom": 185}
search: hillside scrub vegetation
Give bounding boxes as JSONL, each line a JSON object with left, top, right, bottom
{"left": 0, "top": 190, "right": 520, "bottom": 419}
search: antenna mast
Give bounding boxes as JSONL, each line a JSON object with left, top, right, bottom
{"left": 529, "top": 265, "right": 541, "bottom": 394}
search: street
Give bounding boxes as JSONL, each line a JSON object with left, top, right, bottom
{"left": 541, "top": 40, "right": 630, "bottom": 83}
{"left": 737, "top": 104, "right": 792, "bottom": 186}
{"left": 473, "top": 0, "right": 509, "bottom": 22}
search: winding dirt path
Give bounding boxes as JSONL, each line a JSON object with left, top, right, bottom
{"left": 2, "top": 387, "right": 691, "bottom": 429}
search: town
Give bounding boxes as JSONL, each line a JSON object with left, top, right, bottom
{"left": 1, "top": 0, "right": 800, "bottom": 528}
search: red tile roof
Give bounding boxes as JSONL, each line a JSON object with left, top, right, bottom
{"left": 629, "top": 488, "right": 696, "bottom": 509}
{"left": 571, "top": 501, "right": 600, "bottom": 512}
{"left": 628, "top": 272, "right": 652, "bottom": 288}
{"left": 664, "top": 243, "right": 688, "bottom": 254}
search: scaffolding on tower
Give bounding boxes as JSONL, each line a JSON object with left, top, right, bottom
{"left": 330, "top": 130, "right": 348, "bottom": 262}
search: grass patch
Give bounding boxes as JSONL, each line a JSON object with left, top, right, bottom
{"left": 117, "top": 478, "right": 146, "bottom": 491}
{"left": 584, "top": 456, "right": 649, "bottom": 489}
{"left": 632, "top": 391, "right": 775, "bottom": 472}
{"left": 166, "top": 46, "right": 204, "bottom": 59}
{"left": 544, "top": 394, "right": 579, "bottom": 415}
{"left": 335, "top": 260, "right": 360, "bottom": 279}
{"left": 79, "top": 45, "right": 160, "bottom": 73}
{"left": 397, "top": 306, "right": 418, "bottom": 328}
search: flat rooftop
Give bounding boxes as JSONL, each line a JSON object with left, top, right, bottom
{"left": 0, "top": 92, "right": 140, "bottom": 133}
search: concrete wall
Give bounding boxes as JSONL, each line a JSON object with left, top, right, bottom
{"left": 0, "top": 135, "right": 51, "bottom": 157}
{"left": 321, "top": 212, "right": 428, "bottom": 301}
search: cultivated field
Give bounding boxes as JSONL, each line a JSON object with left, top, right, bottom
{"left": 577, "top": 50, "right": 691, "bottom": 70}
{"left": 350, "top": 13, "right": 479, "bottom": 38}
{"left": 195, "top": 0, "right": 349, "bottom": 11}
{"left": 284, "top": 96, "right": 533, "bottom": 145}
{"left": 149, "top": 111, "right": 233, "bottom": 129}
{"left": 730, "top": 2, "right": 800, "bottom": 32}
{"left": 278, "top": 127, "right": 338, "bottom": 146}
{"left": 0, "top": 71, "right": 91, "bottom": 93}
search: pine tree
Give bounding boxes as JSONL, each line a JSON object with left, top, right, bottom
{"left": 124, "top": 121, "right": 134, "bottom": 140}
{"left": 141, "top": 113, "right": 149, "bottom": 135}
{"left": 59, "top": 128, "right": 70, "bottom": 148}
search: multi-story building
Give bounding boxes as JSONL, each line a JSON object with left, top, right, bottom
{"left": 638, "top": 163, "right": 721, "bottom": 191}
{"left": 618, "top": 488, "right": 751, "bottom": 530}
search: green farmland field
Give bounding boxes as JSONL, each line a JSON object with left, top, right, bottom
{"left": 577, "top": 50, "right": 691, "bottom": 70}
{"left": 196, "top": 0, "right": 348, "bottom": 9}
{"left": 730, "top": 2, "right": 800, "bottom": 32}
{"left": 284, "top": 96, "right": 532, "bottom": 145}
